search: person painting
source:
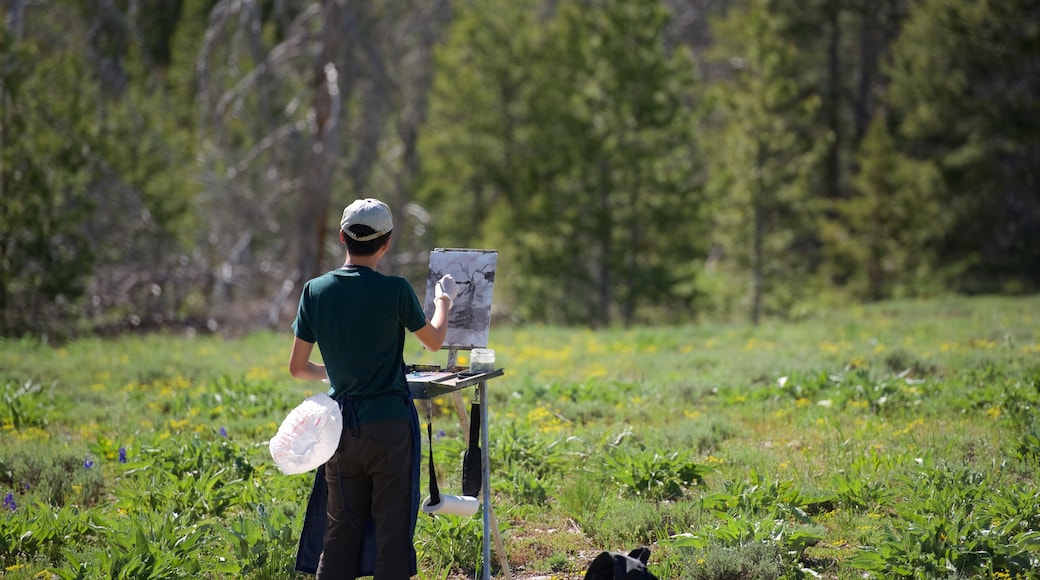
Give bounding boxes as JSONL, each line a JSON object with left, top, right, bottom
{"left": 288, "top": 197, "right": 458, "bottom": 579}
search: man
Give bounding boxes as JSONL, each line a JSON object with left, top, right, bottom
{"left": 289, "top": 197, "right": 457, "bottom": 579}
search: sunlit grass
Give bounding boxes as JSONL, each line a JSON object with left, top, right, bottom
{"left": 1, "top": 294, "right": 1038, "bottom": 578}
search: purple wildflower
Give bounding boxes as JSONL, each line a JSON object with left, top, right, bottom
{"left": 3, "top": 492, "right": 15, "bottom": 511}
{"left": 436, "top": 429, "right": 446, "bottom": 440}
{"left": 83, "top": 457, "right": 94, "bottom": 470}
{"left": 118, "top": 447, "right": 127, "bottom": 463}
{"left": 219, "top": 426, "right": 228, "bottom": 438}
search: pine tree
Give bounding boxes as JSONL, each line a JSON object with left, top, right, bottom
{"left": 876, "top": 0, "right": 1040, "bottom": 292}
{"left": 704, "top": 0, "right": 825, "bottom": 324}
{"left": 419, "top": 0, "right": 706, "bottom": 326}
{"left": 0, "top": 7, "right": 102, "bottom": 338}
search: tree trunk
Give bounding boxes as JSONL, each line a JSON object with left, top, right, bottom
{"left": 751, "top": 142, "right": 766, "bottom": 326}
{"left": 5, "top": 0, "right": 25, "bottom": 38}
{"left": 853, "top": 5, "right": 876, "bottom": 144}
{"left": 0, "top": 0, "right": 21, "bottom": 325}
{"left": 390, "top": 0, "right": 452, "bottom": 278}
{"left": 296, "top": 0, "right": 344, "bottom": 285}
{"left": 596, "top": 158, "right": 612, "bottom": 327}
{"left": 343, "top": 2, "right": 385, "bottom": 236}
{"left": 824, "top": 2, "right": 842, "bottom": 199}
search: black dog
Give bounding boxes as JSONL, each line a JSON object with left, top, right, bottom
{"left": 583, "top": 546, "right": 659, "bottom": 580}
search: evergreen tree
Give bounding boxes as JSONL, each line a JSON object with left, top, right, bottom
{"left": 874, "top": 0, "right": 1040, "bottom": 292}
{"left": 420, "top": 0, "right": 705, "bottom": 326}
{"left": 417, "top": 0, "right": 543, "bottom": 246}
{"left": 704, "top": 0, "right": 825, "bottom": 324}
{"left": 0, "top": 8, "right": 99, "bottom": 338}
{"left": 840, "top": 116, "right": 944, "bottom": 299}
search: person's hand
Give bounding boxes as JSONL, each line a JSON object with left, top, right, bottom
{"left": 435, "top": 274, "right": 458, "bottom": 310}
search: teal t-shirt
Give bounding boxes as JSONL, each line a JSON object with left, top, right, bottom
{"left": 292, "top": 265, "right": 428, "bottom": 424}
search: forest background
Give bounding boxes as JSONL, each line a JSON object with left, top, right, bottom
{"left": 1, "top": 0, "right": 1038, "bottom": 340}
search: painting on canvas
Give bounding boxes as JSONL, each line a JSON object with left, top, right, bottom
{"left": 423, "top": 248, "right": 497, "bottom": 348}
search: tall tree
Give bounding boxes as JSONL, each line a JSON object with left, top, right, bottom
{"left": 865, "top": 0, "right": 1040, "bottom": 293}
{"left": 841, "top": 116, "right": 943, "bottom": 299}
{"left": 419, "top": 0, "right": 706, "bottom": 326}
{"left": 526, "top": 0, "right": 706, "bottom": 327}
{"left": 81, "top": 0, "right": 204, "bottom": 330}
{"left": 705, "top": 0, "right": 825, "bottom": 324}
{"left": 417, "top": 0, "right": 542, "bottom": 246}
{"left": 0, "top": 1, "right": 213, "bottom": 336}
{"left": 193, "top": 0, "right": 453, "bottom": 328}
{"left": 744, "top": 0, "right": 907, "bottom": 301}
{"left": 297, "top": 0, "right": 343, "bottom": 291}
{"left": 0, "top": 4, "right": 100, "bottom": 338}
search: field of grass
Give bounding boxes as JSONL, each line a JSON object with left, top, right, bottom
{"left": 2, "top": 295, "right": 1039, "bottom": 579}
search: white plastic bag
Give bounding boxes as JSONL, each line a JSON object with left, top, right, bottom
{"left": 269, "top": 393, "right": 343, "bottom": 475}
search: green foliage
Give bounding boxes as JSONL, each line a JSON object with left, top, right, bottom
{"left": 875, "top": 0, "right": 1040, "bottom": 293}
{"left": 1, "top": 380, "right": 55, "bottom": 430}
{"left": 0, "top": 0, "right": 1037, "bottom": 338}
{"left": 557, "top": 472, "right": 609, "bottom": 535}
{"left": 55, "top": 516, "right": 225, "bottom": 579}
{"left": 490, "top": 420, "right": 569, "bottom": 504}
{"left": 704, "top": 0, "right": 826, "bottom": 323}
{"left": 830, "top": 451, "right": 894, "bottom": 511}
{"left": 667, "top": 516, "right": 823, "bottom": 571}
{"left": 848, "top": 462, "right": 1040, "bottom": 578}
{"left": 0, "top": 1, "right": 203, "bottom": 339}
{"left": 1015, "top": 427, "right": 1040, "bottom": 463}
{"left": 835, "top": 117, "right": 947, "bottom": 300}
{"left": 420, "top": 0, "right": 706, "bottom": 326}
{"left": 415, "top": 509, "right": 487, "bottom": 576}
{"left": 0, "top": 295, "right": 1039, "bottom": 577}
{"left": 0, "top": 24, "right": 97, "bottom": 338}
{"left": 217, "top": 502, "right": 302, "bottom": 578}
{"left": 0, "top": 446, "right": 105, "bottom": 508}
{"left": 647, "top": 416, "right": 736, "bottom": 456}
{"left": 677, "top": 541, "right": 785, "bottom": 580}
{"left": 0, "top": 432, "right": 301, "bottom": 578}
{"left": 115, "top": 432, "right": 259, "bottom": 521}
{"left": 603, "top": 447, "right": 706, "bottom": 501}
{"left": 0, "top": 502, "right": 96, "bottom": 570}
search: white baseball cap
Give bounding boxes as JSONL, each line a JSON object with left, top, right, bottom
{"left": 340, "top": 198, "right": 393, "bottom": 241}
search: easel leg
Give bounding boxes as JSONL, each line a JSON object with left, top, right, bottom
{"left": 479, "top": 381, "right": 512, "bottom": 580}
{"left": 451, "top": 391, "right": 470, "bottom": 442}
{"left": 489, "top": 507, "right": 512, "bottom": 580}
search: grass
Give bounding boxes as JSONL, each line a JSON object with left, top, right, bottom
{"left": 2, "top": 294, "right": 1039, "bottom": 578}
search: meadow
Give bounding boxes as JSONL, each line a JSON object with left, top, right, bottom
{"left": 2, "top": 295, "right": 1039, "bottom": 579}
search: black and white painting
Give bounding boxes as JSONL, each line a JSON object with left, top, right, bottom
{"left": 423, "top": 248, "right": 497, "bottom": 348}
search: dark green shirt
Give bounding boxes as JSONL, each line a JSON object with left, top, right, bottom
{"left": 292, "top": 265, "right": 427, "bottom": 424}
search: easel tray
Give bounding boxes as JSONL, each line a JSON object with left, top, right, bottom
{"left": 406, "top": 367, "right": 505, "bottom": 399}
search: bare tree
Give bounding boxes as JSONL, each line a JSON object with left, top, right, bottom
{"left": 190, "top": 0, "right": 452, "bottom": 331}
{"left": 296, "top": 0, "right": 344, "bottom": 285}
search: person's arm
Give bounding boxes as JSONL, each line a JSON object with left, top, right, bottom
{"left": 413, "top": 295, "right": 451, "bottom": 351}
{"left": 288, "top": 336, "right": 328, "bottom": 380}
{"left": 413, "top": 274, "right": 458, "bottom": 351}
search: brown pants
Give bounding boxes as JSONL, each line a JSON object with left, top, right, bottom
{"left": 315, "top": 420, "right": 414, "bottom": 580}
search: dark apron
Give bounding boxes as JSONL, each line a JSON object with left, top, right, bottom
{"left": 294, "top": 394, "right": 421, "bottom": 577}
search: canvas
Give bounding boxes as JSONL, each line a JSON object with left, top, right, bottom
{"left": 422, "top": 248, "right": 497, "bottom": 348}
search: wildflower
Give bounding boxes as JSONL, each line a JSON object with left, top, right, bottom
{"left": 118, "top": 447, "right": 127, "bottom": 463}
{"left": 219, "top": 426, "right": 228, "bottom": 437}
{"left": 2, "top": 492, "right": 14, "bottom": 511}
{"left": 436, "top": 429, "right": 446, "bottom": 440}
{"left": 83, "top": 457, "right": 94, "bottom": 470}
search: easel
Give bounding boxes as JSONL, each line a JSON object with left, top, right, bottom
{"left": 408, "top": 346, "right": 512, "bottom": 580}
